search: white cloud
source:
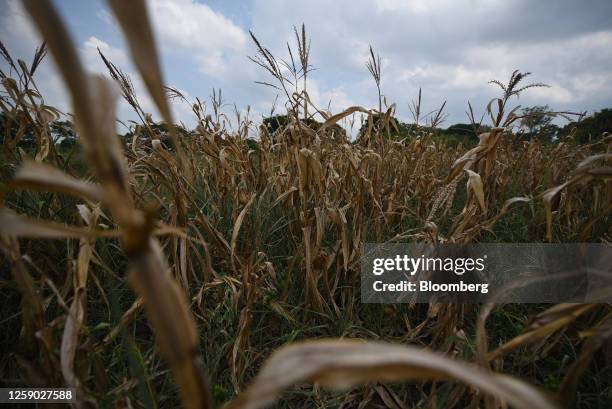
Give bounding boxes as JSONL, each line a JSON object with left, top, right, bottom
{"left": 527, "top": 84, "right": 573, "bottom": 104}
{"left": 81, "top": 36, "right": 128, "bottom": 73}
{"left": 396, "top": 65, "right": 496, "bottom": 92}
{"left": 0, "top": 0, "right": 246, "bottom": 127}
{"left": 250, "top": 0, "right": 612, "bottom": 124}
{"left": 306, "top": 79, "right": 356, "bottom": 115}
{"left": 2, "top": 0, "right": 611, "bottom": 130}
{"left": 0, "top": 0, "right": 40, "bottom": 57}
{"left": 148, "top": 0, "right": 248, "bottom": 79}
{"left": 80, "top": 36, "right": 200, "bottom": 127}
{"left": 0, "top": 0, "right": 71, "bottom": 114}
{"left": 572, "top": 73, "right": 612, "bottom": 93}
{"left": 78, "top": 36, "right": 154, "bottom": 121}
{"left": 96, "top": 8, "right": 115, "bottom": 27}
{"left": 376, "top": 0, "right": 453, "bottom": 13}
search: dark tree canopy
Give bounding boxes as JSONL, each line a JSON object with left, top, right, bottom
{"left": 519, "top": 105, "right": 558, "bottom": 142}
{"left": 561, "top": 108, "right": 612, "bottom": 144}
{"left": 262, "top": 114, "right": 345, "bottom": 140}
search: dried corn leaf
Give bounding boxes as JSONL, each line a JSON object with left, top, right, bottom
{"left": 559, "top": 311, "right": 612, "bottom": 404}
{"left": 0, "top": 208, "right": 118, "bottom": 239}
{"left": 465, "top": 169, "right": 486, "bottom": 213}
{"left": 488, "top": 304, "right": 597, "bottom": 361}
{"left": 319, "top": 106, "right": 369, "bottom": 132}
{"left": 11, "top": 161, "right": 104, "bottom": 203}
{"left": 129, "top": 239, "right": 212, "bottom": 409}
{"left": 23, "top": 2, "right": 212, "bottom": 407}
{"left": 225, "top": 339, "right": 557, "bottom": 409}
{"left": 105, "top": 0, "right": 171, "bottom": 125}
{"left": 231, "top": 194, "right": 256, "bottom": 269}
{"left": 61, "top": 205, "right": 98, "bottom": 402}
{"left": 105, "top": 0, "right": 188, "bottom": 168}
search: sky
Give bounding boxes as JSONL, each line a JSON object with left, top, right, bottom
{"left": 1, "top": 0, "right": 611, "bottom": 134}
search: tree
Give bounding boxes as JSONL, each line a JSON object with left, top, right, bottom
{"left": 443, "top": 123, "right": 491, "bottom": 140}
{"left": 560, "top": 108, "right": 612, "bottom": 144}
{"left": 120, "top": 121, "right": 191, "bottom": 151}
{"left": 51, "top": 120, "right": 77, "bottom": 149}
{"left": 357, "top": 114, "right": 414, "bottom": 142}
{"left": 520, "top": 105, "right": 556, "bottom": 141}
{"left": 262, "top": 114, "right": 319, "bottom": 135}
{"left": 261, "top": 114, "right": 346, "bottom": 143}
{"left": 0, "top": 111, "right": 35, "bottom": 151}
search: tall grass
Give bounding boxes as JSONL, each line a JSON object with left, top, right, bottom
{"left": 1, "top": 1, "right": 611, "bottom": 408}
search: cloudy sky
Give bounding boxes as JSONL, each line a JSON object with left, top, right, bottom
{"left": 1, "top": 0, "right": 611, "bottom": 132}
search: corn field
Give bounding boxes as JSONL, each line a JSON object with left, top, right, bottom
{"left": 1, "top": 1, "right": 611, "bottom": 408}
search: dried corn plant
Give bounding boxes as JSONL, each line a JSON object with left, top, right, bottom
{"left": 0, "top": 3, "right": 611, "bottom": 409}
